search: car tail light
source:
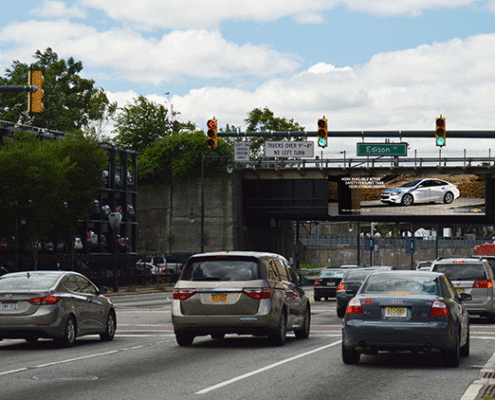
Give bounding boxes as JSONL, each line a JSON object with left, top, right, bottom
{"left": 473, "top": 280, "right": 493, "bottom": 289}
{"left": 346, "top": 298, "right": 362, "bottom": 315}
{"left": 431, "top": 300, "right": 449, "bottom": 316}
{"left": 173, "top": 288, "right": 196, "bottom": 300}
{"left": 242, "top": 287, "right": 272, "bottom": 299}
{"left": 28, "top": 295, "right": 61, "bottom": 305}
{"left": 314, "top": 279, "right": 321, "bottom": 286}
{"left": 337, "top": 283, "right": 345, "bottom": 292}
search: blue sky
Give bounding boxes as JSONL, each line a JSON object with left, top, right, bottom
{"left": 1, "top": 0, "right": 495, "bottom": 155}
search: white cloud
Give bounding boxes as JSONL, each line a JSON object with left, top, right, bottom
{"left": 0, "top": 21, "right": 300, "bottom": 83}
{"left": 79, "top": 0, "right": 482, "bottom": 30}
{"left": 30, "top": 0, "right": 87, "bottom": 19}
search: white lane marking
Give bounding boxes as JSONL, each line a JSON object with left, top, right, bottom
{"left": 196, "top": 340, "right": 342, "bottom": 395}
{"left": 35, "top": 350, "right": 119, "bottom": 368}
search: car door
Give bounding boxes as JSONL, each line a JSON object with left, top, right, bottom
{"left": 74, "top": 275, "right": 106, "bottom": 332}
{"left": 415, "top": 180, "right": 433, "bottom": 202}
{"left": 274, "top": 259, "right": 304, "bottom": 328}
{"left": 63, "top": 274, "right": 91, "bottom": 332}
{"left": 429, "top": 180, "right": 448, "bottom": 202}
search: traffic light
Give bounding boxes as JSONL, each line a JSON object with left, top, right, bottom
{"left": 364, "top": 238, "right": 374, "bottom": 252}
{"left": 28, "top": 70, "right": 44, "bottom": 113}
{"left": 317, "top": 118, "right": 328, "bottom": 148}
{"left": 435, "top": 116, "right": 446, "bottom": 147}
{"left": 207, "top": 118, "right": 218, "bottom": 148}
{"left": 405, "top": 237, "right": 416, "bottom": 255}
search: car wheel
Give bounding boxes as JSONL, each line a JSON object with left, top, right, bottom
{"left": 337, "top": 307, "right": 346, "bottom": 318}
{"left": 342, "top": 343, "right": 360, "bottom": 365}
{"left": 294, "top": 306, "right": 310, "bottom": 339}
{"left": 269, "top": 310, "right": 287, "bottom": 346}
{"left": 25, "top": 337, "right": 38, "bottom": 343}
{"left": 460, "top": 328, "right": 470, "bottom": 358}
{"left": 211, "top": 333, "right": 225, "bottom": 340}
{"left": 401, "top": 194, "right": 414, "bottom": 206}
{"left": 176, "top": 332, "right": 194, "bottom": 346}
{"left": 442, "top": 334, "right": 460, "bottom": 367}
{"left": 100, "top": 311, "right": 116, "bottom": 342}
{"left": 60, "top": 315, "right": 76, "bottom": 348}
{"left": 443, "top": 192, "right": 454, "bottom": 204}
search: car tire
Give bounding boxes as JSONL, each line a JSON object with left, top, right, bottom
{"left": 60, "top": 315, "right": 76, "bottom": 348}
{"left": 176, "top": 332, "right": 194, "bottom": 346}
{"left": 100, "top": 311, "right": 116, "bottom": 342}
{"left": 442, "top": 334, "right": 460, "bottom": 367}
{"left": 294, "top": 306, "right": 310, "bottom": 339}
{"left": 401, "top": 194, "right": 414, "bottom": 206}
{"left": 269, "top": 310, "right": 287, "bottom": 346}
{"left": 443, "top": 192, "right": 455, "bottom": 204}
{"left": 460, "top": 328, "right": 470, "bottom": 358}
{"left": 342, "top": 343, "right": 360, "bottom": 365}
{"left": 337, "top": 307, "right": 346, "bottom": 318}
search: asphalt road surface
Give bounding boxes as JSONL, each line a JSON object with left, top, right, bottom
{"left": 0, "top": 291, "right": 494, "bottom": 400}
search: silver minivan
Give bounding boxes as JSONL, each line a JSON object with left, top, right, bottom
{"left": 430, "top": 257, "right": 495, "bottom": 320}
{"left": 172, "top": 251, "right": 311, "bottom": 346}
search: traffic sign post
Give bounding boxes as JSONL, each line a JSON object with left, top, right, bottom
{"left": 356, "top": 143, "right": 408, "bottom": 156}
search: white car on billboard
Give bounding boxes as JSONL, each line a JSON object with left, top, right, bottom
{"left": 380, "top": 178, "right": 460, "bottom": 206}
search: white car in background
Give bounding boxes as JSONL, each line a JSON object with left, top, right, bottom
{"left": 380, "top": 178, "right": 460, "bottom": 206}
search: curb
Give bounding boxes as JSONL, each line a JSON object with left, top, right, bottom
{"left": 461, "top": 349, "right": 495, "bottom": 400}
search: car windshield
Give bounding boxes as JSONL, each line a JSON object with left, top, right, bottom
{"left": 344, "top": 270, "right": 375, "bottom": 281}
{"left": 433, "top": 263, "right": 486, "bottom": 280}
{"left": 362, "top": 274, "right": 439, "bottom": 295}
{"left": 181, "top": 258, "right": 261, "bottom": 281}
{"left": 0, "top": 273, "right": 60, "bottom": 291}
{"left": 319, "top": 270, "right": 346, "bottom": 278}
{"left": 400, "top": 179, "right": 422, "bottom": 188}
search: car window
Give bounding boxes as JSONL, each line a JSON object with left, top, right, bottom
{"left": 64, "top": 275, "right": 79, "bottom": 292}
{"left": 433, "top": 263, "right": 487, "bottom": 280}
{"left": 273, "top": 259, "right": 289, "bottom": 281}
{"left": 266, "top": 260, "right": 280, "bottom": 281}
{"left": 0, "top": 273, "right": 60, "bottom": 291}
{"left": 319, "top": 270, "right": 346, "bottom": 279}
{"left": 401, "top": 179, "right": 421, "bottom": 188}
{"left": 75, "top": 275, "right": 97, "bottom": 294}
{"left": 441, "top": 275, "right": 457, "bottom": 299}
{"left": 362, "top": 275, "right": 439, "bottom": 295}
{"left": 344, "top": 270, "right": 374, "bottom": 281}
{"left": 181, "top": 258, "right": 261, "bottom": 281}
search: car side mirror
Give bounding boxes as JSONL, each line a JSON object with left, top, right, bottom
{"left": 99, "top": 286, "right": 108, "bottom": 295}
{"left": 459, "top": 292, "right": 472, "bottom": 302}
{"left": 299, "top": 276, "right": 308, "bottom": 286}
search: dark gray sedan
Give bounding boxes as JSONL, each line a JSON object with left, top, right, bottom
{"left": 342, "top": 270, "right": 470, "bottom": 367}
{"left": 0, "top": 271, "right": 116, "bottom": 347}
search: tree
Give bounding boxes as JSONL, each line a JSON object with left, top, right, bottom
{"left": 138, "top": 132, "right": 232, "bottom": 184}
{"left": 244, "top": 107, "right": 304, "bottom": 159}
{"left": 0, "top": 48, "right": 111, "bottom": 133}
{"left": 0, "top": 133, "right": 107, "bottom": 270}
{"left": 113, "top": 95, "right": 171, "bottom": 153}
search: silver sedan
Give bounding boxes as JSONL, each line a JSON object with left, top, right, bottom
{"left": 0, "top": 271, "right": 116, "bottom": 347}
{"left": 380, "top": 178, "right": 460, "bottom": 206}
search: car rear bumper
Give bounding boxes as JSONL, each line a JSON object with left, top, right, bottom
{"left": 343, "top": 319, "right": 456, "bottom": 352}
{"left": 314, "top": 287, "right": 338, "bottom": 297}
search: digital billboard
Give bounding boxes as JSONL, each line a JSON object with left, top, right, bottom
{"left": 333, "top": 174, "right": 486, "bottom": 217}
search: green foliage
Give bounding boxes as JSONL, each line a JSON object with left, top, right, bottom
{"left": 113, "top": 95, "right": 171, "bottom": 152}
{"left": 0, "top": 133, "right": 107, "bottom": 269}
{"left": 0, "top": 48, "right": 111, "bottom": 133}
{"left": 138, "top": 131, "right": 232, "bottom": 183}
{"left": 244, "top": 107, "right": 304, "bottom": 159}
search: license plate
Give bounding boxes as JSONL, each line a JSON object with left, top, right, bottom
{"left": 385, "top": 306, "right": 407, "bottom": 318}
{"left": 1, "top": 302, "right": 18, "bottom": 310}
{"left": 211, "top": 294, "right": 227, "bottom": 302}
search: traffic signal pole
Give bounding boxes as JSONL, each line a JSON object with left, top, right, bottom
{"left": 0, "top": 85, "right": 38, "bottom": 93}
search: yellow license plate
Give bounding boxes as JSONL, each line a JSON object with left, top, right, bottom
{"left": 211, "top": 294, "right": 227, "bottom": 302}
{"left": 385, "top": 306, "right": 407, "bottom": 318}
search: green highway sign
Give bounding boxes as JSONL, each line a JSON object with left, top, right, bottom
{"left": 356, "top": 142, "right": 408, "bottom": 156}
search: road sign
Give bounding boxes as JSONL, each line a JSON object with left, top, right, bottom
{"left": 265, "top": 141, "right": 314, "bottom": 158}
{"left": 356, "top": 143, "right": 408, "bottom": 156}
{"left": 234, "top": 141, "right": 251, "bottom": 162}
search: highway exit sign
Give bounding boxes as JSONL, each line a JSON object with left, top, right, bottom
{"left": 356, "top": 143, "right": 408, "bottom": 156}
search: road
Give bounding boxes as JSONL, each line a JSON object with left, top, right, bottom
{"left": 0, "top": 290, "right": 494, "bottom": 400}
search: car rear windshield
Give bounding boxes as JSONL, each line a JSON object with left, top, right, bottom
{"left": 362, "top": 275, "right": 439, "bottom": 295}
{"left": 344, "top": 270, "right": 375, "bottom": 281}
{"left": 181, "top": 257, "right": 262, "bottom": 281}
{"left": 433, "top": 263, "right": 487, "bottom": 281}
{"left": 0, "top": 273, "right": 60, "bottom": 291}
{"left": 319, "top": 270, "right": 346, "bottom": 278}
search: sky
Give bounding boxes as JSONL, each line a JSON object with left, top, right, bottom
{"left": 1, "top": 0, "right": 495, "bottom": 156}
